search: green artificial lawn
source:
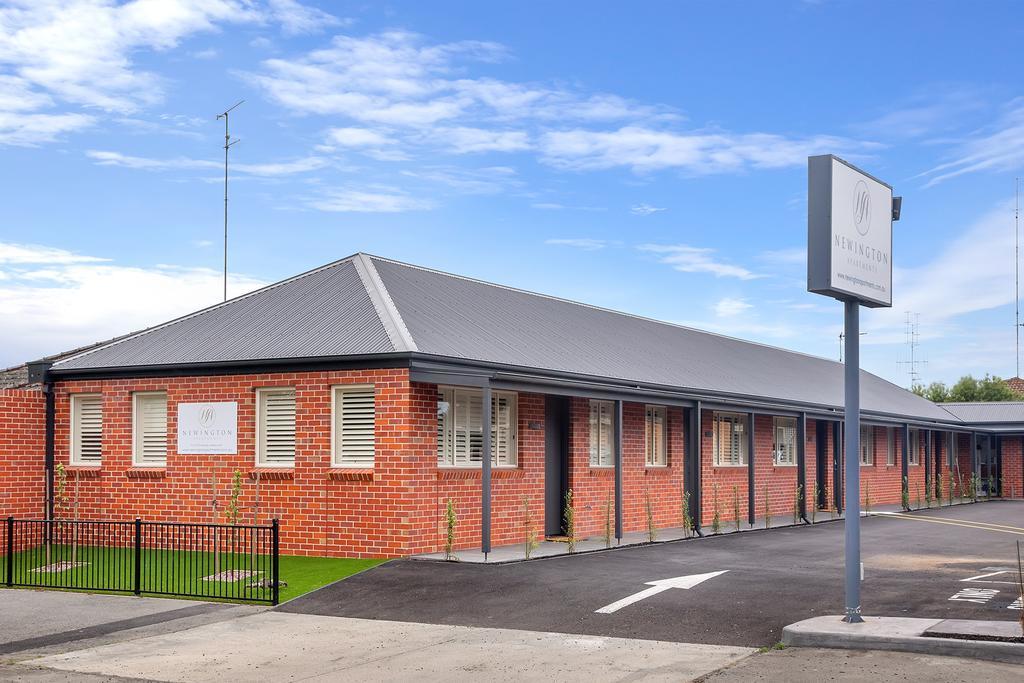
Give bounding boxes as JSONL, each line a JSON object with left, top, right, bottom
{"left": 0, "top": 543, "right": 385, "bottom": 604}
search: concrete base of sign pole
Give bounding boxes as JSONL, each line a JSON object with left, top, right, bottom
{"left": 782, "top": 616, "right": 1024, "bottom": 665}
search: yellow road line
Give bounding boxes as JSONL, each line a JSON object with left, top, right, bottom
{"left": 869, "top": 512, "right": 1024, "bottom": 535}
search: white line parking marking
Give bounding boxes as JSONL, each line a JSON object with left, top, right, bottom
{"left": 961, "top": 570, "right": 1020, "bottom": 586}
{"left": 595, "top": 571, "right": 728, "bottom": 614}
{"left": 948, "top": 588, "right": 999, "bottom": 604}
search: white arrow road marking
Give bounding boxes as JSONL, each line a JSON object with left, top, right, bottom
{"left": 595, "top": 571, "right": 728, "bottom": 614}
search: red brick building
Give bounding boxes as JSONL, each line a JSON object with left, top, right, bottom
{"left": 1, "top": 254, "right": 1020, "bottom": 558}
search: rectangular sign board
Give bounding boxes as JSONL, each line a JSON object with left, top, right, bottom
{"left": 177, "top": 401, "right": 238, "bottom": 454}
{"left": 807, "top": 155, "right": 893, "bottom": 308}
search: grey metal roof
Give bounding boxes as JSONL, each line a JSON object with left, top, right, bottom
{"left": 939, "top": 402, "right": 1024, "bottom": 424}
{"left": 53, "top": 258, "right": 393, "bottom": 370}
{"left": 52, "top": 252, "right": 955, "bottom": 423}
{"left": 369, "top": 256, "right": 953, "bottom": 422}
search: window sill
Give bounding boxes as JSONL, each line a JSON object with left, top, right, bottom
{"left": 773, "top": 463, "right": 797, "bottom": 468}
{"left": 712, "top": 464, "right": 748, "bottom": 469}
{"left": 249, "top": 468, "right": 294, "bottom": 481}
{"left": 644, "top": 466, "right": 672, "bottom": 476}
{"left": 328, "top": 469, "right": 374, "bottom": 481}
{"left": 125, "top": 468, "right": 166, "bottom": 480}
{"left": 436, "top": 468, "right": 523, "bottom": 480}
{"left": 66, "top": 466, "right": 102, "bottom": 478}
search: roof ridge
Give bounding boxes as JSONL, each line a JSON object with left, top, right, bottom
{"left": 51, "top": 254, "right": 364, "bottom": 368}
{"left": 352, "top": 253, "right": 417, "bottom": 353}
{"left": 366, "top": 253, "right": 851, "bottom": 369}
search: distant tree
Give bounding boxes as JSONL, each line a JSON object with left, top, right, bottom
{"left": 913, "top": 382, "right": 950, "bottom": 402}
{"left": 937, "top": 375, "right": 1021, "bottom": 403}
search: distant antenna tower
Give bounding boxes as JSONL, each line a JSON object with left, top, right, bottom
{"left": 1016, "top": 177, "right": 1021, "bottom": 377}
{"left": 216, "top": 100, "right": 244, "bottom": 302}
{"left": 897, "top": 312, "right": 927, "bottom": 388}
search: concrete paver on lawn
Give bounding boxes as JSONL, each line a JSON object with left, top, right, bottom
{"left": 27, "top": 611, "right": 755, "bottom": 682}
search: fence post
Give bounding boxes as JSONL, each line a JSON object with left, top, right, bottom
{"left": 271, "top": 519, "right": 280, "bottom": 606}
{"left": 133, "top": 518, "right": 142, "bottom": 596}
{"left": 6, "top": 517, "right": 13, "bottom": 587}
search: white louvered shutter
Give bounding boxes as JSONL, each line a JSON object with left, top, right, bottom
{"left": 134, "top": 393, "right": 167, "bottom": 465}
{"left": 72, "top": 394, "right": 102, "bottom": 464}
{"left": 492, "top": 393, "right": 516, "bottom": 467}
{"left": 646, "top": 406, "right": 666, "bottom": 467}
{"left": 260, "top": 389, "right": 296, "bottom": 465}
{"left": 336, "top": 387, "right": 375, "bottom": 467}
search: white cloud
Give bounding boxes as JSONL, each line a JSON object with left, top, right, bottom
{"left": 267, "top": 0, "right": 347, "bottom": 36}
{"left": 0, "top": 241, "right": 266, "bottom": 365}
{"left": 0, "top": 242, "right": 107, "bottom": 265}
{"left": 325, "top": 127, "right": 395, "bottom": 148}
{"left": 86, "top": 150, "right": 327, "bottom": 176}
{"left": 759, "top": 247, "right": 806, "bottom": 265}
{"left": 531, "top": 202, "right": 606, "bottom": 211}
{"left": 310, "top": 187, "right": 434, "bottom": 213}
{"left": 432, "top": 127, "right": 530, "bottom": 154}
{"left": 630, "top": 203, "right": 665, "bottom": 216}
{"left": 400, "top": 165, "right": 519, "bottom": 195}
{"left": 0, "top": 1, "right": 338, "bottom": 147}
{"left": 545, "top": 238, "right": 611, "bottom": 251}
{"left": 917, "top": 100, "right": 1024, "bottom": 187}
{"left": 541, "top": 126, "right": 874, "bottom": 173}
{"left": 713, "top": 297, "right": 752, "bottom": 317}
{"left": 639, "top": 243, "right": 760, "bottom": 280}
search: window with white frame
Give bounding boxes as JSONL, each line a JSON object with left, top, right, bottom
{"left": 132, "top": 392, "right": 167, "bottom": 466}
{"left": 589, "top": 400, "right": 614, "bottom": 467}
{"left": 645, "top": 405, "right": 667, "bottom": 467}
{"left": 909, "top": 428, "right": 920, "bottom": 465}
{"left": 859, "top": 425, "right": 874, "bottom": 465}
{"left": 437, "top": 387, "right": 517, "bottom": 467}
{"left": 70, "top": 394, "right": 102, "bottom": 465}
{"left": 886, "top": 428, "right": 896, "bottom": 466}
{"left": 257, "top": 388, "right": 296, "bottom": 466}
{"left": 713, "top": 412, "right": 748, "bottom": 466}
{"left": 773, "top": 416, "right": 797, "bottom": 466}
{"left": 333, "top": 385, "right": 375, "bottom": 468}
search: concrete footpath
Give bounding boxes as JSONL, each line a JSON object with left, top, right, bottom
{"left": 22, "top": 611, "right": 754, "bottom": 682}
{"left": 783, "top": 615, "right": 1024, "bottom": 665}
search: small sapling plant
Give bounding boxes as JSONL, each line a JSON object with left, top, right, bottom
{"left": 681, "top": 490, "right": 693, "bottom": 538}
{"left": 792, "top": 484, "right": 802, "bottom": 525}
{"left": 563, "top": 489, "right": 577, "bottom": 553}
{"left": 732, "top": 485, "right": 740, "bottom": 532}
{"left": 522, "top": 496, "right": 538, "bottom": 560}
{"left": 645, "top": 488, "right": 656, "bottom": 542}
{"left": 711, "top": 482, "right": 721, "bottom": 535}
{"left": 603, "top": 489, "right": 612, "bottom": 549}
{"left": 763, "top": 481, "right": 772, "bottom": 528}
{"left": 901, "top": 477, "right": 909, "bottom": 512}
{"left": 444, "top": 498, "right": 457, "bottom": 561}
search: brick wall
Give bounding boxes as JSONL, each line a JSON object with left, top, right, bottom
{"left": 0, "top": 389, "right": 46, "bottom": 518}
{"left": 1002, "top": 436, "right": 1023, "bottom": 498}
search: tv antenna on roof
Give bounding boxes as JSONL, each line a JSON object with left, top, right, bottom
{"left": 897, "top": 312, "right": 927, "bottom": 388}
{"left": 216, "top": 100, "right": 244, "bottom": 302}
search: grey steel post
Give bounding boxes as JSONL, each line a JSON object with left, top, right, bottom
{"left": 970, "top": 432, "right": 978, "bottom": 500}
{"left": 481, "top": 384, "right": 492, "bottom": 557}
{"left": 842, "top": 300, "right": 863, "bottom": 623}
{"left": 797, "top": 412, "right": 808, "bottom": 522}
{"left": 901, "top": 424, "right": 910, "bottom": 508}
{"left": 833, "top": 421, "right": 842, "bottom": 514}
{"left": 747, "top": 412, "right": 756, "bottom": 527}
{"left": 924, "top": 430, "right": 932, "bottom": 500}
{"left": 687, "top": 403, "right": 702, "bottom": 533}
{"left": 614, "top": 400, "right": 623, "bottom": 542}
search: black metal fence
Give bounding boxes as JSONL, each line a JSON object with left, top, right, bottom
{"left": 3, "top": 517, "right": 279, "bottom": 605}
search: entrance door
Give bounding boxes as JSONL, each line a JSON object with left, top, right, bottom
{"left": 544, "top": 396, "right": 569, "bottom": 536}
{"left": 815, "top": 421, "right": 828, "bottom": 508}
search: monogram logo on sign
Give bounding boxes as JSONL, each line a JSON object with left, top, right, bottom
{"left": 198, "top": 406, "right": 216, "bottom": 428}
{"left": 853, "top": 180, "right": 871, "bottom": 236}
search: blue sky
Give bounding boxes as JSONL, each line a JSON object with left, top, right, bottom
{"left": 3, "top": 1, "right": 1024, "bottom": 388}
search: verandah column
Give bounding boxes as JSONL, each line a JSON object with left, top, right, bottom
{"left": 687, "top": 403, "right": 702, "bottom": 533}
{"left": 747, "top": 412, "right": 755, "bottom": 527}
{"left": 481, "top": 383, "right": 492, "bottom": 557}
{"left": 924, "top": 430, "right": 932, "bottom": 502}
{"left": 901, "top": 423, "right": 910, "bottom": 507}
{"left": 832, "top": 421, "right": 842, "bottom": 514}
{"left": 614, "top": 399, "right": 623, "bottom": 543}
{"left": 797, "top": 413, "right": 807, "bottom": 522}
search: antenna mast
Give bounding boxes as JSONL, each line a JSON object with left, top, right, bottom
{"left": 216, "top": 100, "right": 244, "bottom": 302}
{"left": 897, "top": 312, "right": 926, "bottom": 389}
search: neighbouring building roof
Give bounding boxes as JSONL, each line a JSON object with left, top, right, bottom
{"left": 1004, "top": 377, "right": 1024, "bottom": 395}
{"left": 49, "top": 253, "right": 955, "bottom": 423}
{"left": 940, "top": 402, "right": 1024, "bottom": 425}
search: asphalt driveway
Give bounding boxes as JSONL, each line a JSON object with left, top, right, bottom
{"left": 279, "top": 500, "right": 1024, "bottom": 647}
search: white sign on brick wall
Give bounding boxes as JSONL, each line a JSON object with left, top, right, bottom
{"left": 177, "top": 402, "right": 238, "bottom": 454}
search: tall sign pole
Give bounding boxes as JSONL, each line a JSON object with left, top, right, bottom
{"left": 808, "top": 155, "right": 899, "bottom": 624}
{"left": 216, "top": 100, "right": 244, "bottom": 303}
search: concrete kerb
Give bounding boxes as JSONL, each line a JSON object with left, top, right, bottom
{"left": 411, "top": 498, "right": 990, "bottom": 565}
{"left": 782, "top": 616, "right": 1024, "bottom": 665}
